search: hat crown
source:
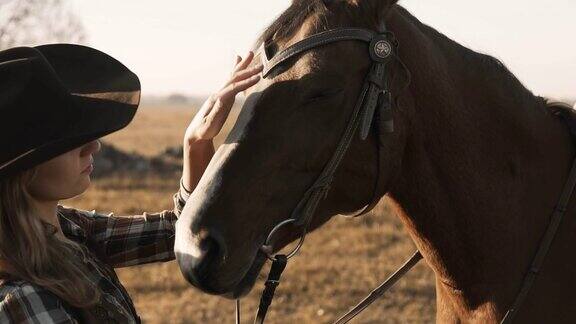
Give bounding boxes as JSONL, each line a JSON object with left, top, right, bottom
{"left": 0, "top": 44, "right": 140, "bottom": 178}
{"left": 0, "top": 49, "right": 79, "bottom": 165}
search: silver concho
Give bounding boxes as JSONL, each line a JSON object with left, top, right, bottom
{"left": 373, "top": 40, "right": 392, "bottom": 59}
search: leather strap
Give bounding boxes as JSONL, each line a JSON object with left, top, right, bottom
{"left": 333, "top": 251, "right": 423, "bottom": 324}
{"left": 360, "top": 63, "right": 388, "bottom": 140}
{"left": 291, "top": 80, "right": 371, "bottom": 229}
{"left": 254, "top": 255, "right": 288, "bottom": 324}
{"left": 285, "top": 41, "right": 395, "bottom": 228}
{"left": 341, "top": 129, "right": 390, "bottom": 218}
{"left": 342, "top": 64, "right": 392, "bottom": 218}
{"left": 500, "top": 156, "right": 576, "bottom": 323}
{"left": 260, "top": 28, "right": 377, "bottom": 78}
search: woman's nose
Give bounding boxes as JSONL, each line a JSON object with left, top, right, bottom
{"left": 81, "top": 140, "right": 101, "bottom": 156}
{"left": 94, "top": 140, "right": 102, "bottom": 153}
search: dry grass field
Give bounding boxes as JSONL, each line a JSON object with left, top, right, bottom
{"left": 64, "top": 105, "right": 436, "bottom": 323}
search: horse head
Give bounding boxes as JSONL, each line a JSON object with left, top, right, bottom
{"left": 175, "top": 0, "right": 409, "bottom": 298}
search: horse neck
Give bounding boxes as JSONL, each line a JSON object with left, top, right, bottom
{"left": 385, "top": 7, "right": 574, "bottom": 312}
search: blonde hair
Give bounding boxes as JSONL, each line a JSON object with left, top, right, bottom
{"left": 0, "top": 170, "right": 100, "bottom": 308}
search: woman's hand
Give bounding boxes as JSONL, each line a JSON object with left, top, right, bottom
{"left": 184, "top": 51, "right": 263, "bottom": 144}
{"left": 181, "top": 52, "right": 262, "bottom": 193}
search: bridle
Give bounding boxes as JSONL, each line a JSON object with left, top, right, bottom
{"left": 234, "top": 16, "right": 576, "bottom": 324}
{"left": 235, "top": 19, "right": 413, "bottom": 324}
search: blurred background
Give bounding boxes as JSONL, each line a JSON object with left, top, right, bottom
{"left": 0, "top": 0, "right": 574, "bottom": 323}
{"left": 1, "top": 0, "right": 574, "bottom": 103}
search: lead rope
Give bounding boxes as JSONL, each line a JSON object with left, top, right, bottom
{"left": 235, "top": 253, "right": 422, "bottom": 324}
{"left": 333, "top": 251, "right": 422, "bottom": 324}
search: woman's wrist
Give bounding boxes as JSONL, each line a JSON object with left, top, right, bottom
{"left": 184, "top": 136, "right": 213, "bottom": 152}
{"left": 181, "top": 135, "right": 215, "bottom": 196}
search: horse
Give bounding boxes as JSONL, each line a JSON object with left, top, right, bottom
{"left": 174, "top": 0, "right": 576, "bottom": 322}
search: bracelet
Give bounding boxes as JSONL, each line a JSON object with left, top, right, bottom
{"left": 180, "top": 178, "right": 192, "bottom": 194}
{"left": 178, "top": 178, "right": 192, "bottom": 204}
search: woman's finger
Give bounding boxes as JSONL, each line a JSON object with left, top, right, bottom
{"left": 220, "top": 74, "right": 261, "bottom": 100}
{"left": 231, "top": 55, "right": 242, "bottom": 76}
{"left": 232, "top": 51, "right": 255, "bottom": 74}
{"left": 224, "top": 63, "right": 263, "bottom": 88}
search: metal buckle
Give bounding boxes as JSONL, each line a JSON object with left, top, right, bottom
{"left": 261, "top": 218, "right": 306, "bottom": 261}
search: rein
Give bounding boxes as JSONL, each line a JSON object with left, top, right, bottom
{"left": 233, "top": 18, "right": 576, "bottom": 324}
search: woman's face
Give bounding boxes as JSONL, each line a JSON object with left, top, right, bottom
{"left": 27, "top": 140, "right": 102, "bottom": 201}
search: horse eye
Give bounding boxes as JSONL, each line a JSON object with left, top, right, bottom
{"left": 304, "top": 88, "right": 343, "bottom": 103}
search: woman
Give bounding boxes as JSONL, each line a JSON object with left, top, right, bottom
{"left": 0, "top": 44, "right": 262, "bottom": 323}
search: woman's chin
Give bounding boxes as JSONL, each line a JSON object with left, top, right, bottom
{"left": 78, "top": 179, "right": 91, "bottom": 192}
{"left": 62, "top": 178, "right": 91, "bottom": 200}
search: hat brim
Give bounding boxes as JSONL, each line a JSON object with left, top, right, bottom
{"left": 0, "top": 44, "right": 140, "bottom": 178}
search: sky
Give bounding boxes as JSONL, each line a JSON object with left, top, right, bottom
{"left": 65, "top": 0, "right": 575, "bottom": 99}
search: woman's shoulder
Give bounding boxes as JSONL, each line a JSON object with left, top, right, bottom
{"left": 0, "top": 279, "right": 78, "bottom": 323}
{"left": 0, "top": 277, "right": 41, "bottom": 299}
{"left": 57, "top": 205, "right": 114, "bottom": 242}
{"left": 57, "top": 205, "right": 110, "bottom": 221}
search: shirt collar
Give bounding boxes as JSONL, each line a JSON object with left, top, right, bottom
{"left": 57, "top": 209, "right": 88, "bottom": 243}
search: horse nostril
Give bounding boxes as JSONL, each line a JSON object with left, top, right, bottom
{"left": 176, "top": 229, "right": 228, "bottom": 287}
{"left": 196, "top": 235, "right": 221, "bottom": 276}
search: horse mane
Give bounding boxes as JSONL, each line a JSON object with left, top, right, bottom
{"left": 394, "top": 5, "right": 547, "bottom": 110}
{"left": 257, "top": 2, "right": 546, "bottom": 111}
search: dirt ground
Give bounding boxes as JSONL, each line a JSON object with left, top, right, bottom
{"left": 64, "top": 106, "right": 436, "bottom": 323}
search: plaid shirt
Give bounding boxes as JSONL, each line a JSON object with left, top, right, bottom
{"left": 0, "top": 184, "right": 191, "bottom": 323}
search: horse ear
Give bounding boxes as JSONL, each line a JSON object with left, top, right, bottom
{"left": 346, "top": 0, "right": 398, "bottom": 27}
{"left": 347, "top": 0, "right": 398, "bottom": 13}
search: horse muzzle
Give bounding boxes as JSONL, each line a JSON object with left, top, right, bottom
{"left": 174, "top": 225, "right": 230, "bottom": 295}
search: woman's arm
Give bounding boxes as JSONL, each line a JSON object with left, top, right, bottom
{"left": 182, "top": 51, "right": 262, "bottom": 192}
{"left": 59, "top": 199, "right": 181, "bottom": 268}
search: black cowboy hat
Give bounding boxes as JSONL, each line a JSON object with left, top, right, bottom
{"left": 0, "top": 44, "right": 140, "bottom": 178}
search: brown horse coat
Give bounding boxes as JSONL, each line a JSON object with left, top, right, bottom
{"left": 175, "top": 1, "right": 576, "bottom": 322}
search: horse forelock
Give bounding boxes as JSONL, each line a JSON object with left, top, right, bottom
{"left": 254, "top": 0, "right": 328, "bottom": 49}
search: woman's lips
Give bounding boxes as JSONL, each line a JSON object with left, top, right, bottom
{"left": 81, "top": 163, "right": 94, "bottom": 174}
